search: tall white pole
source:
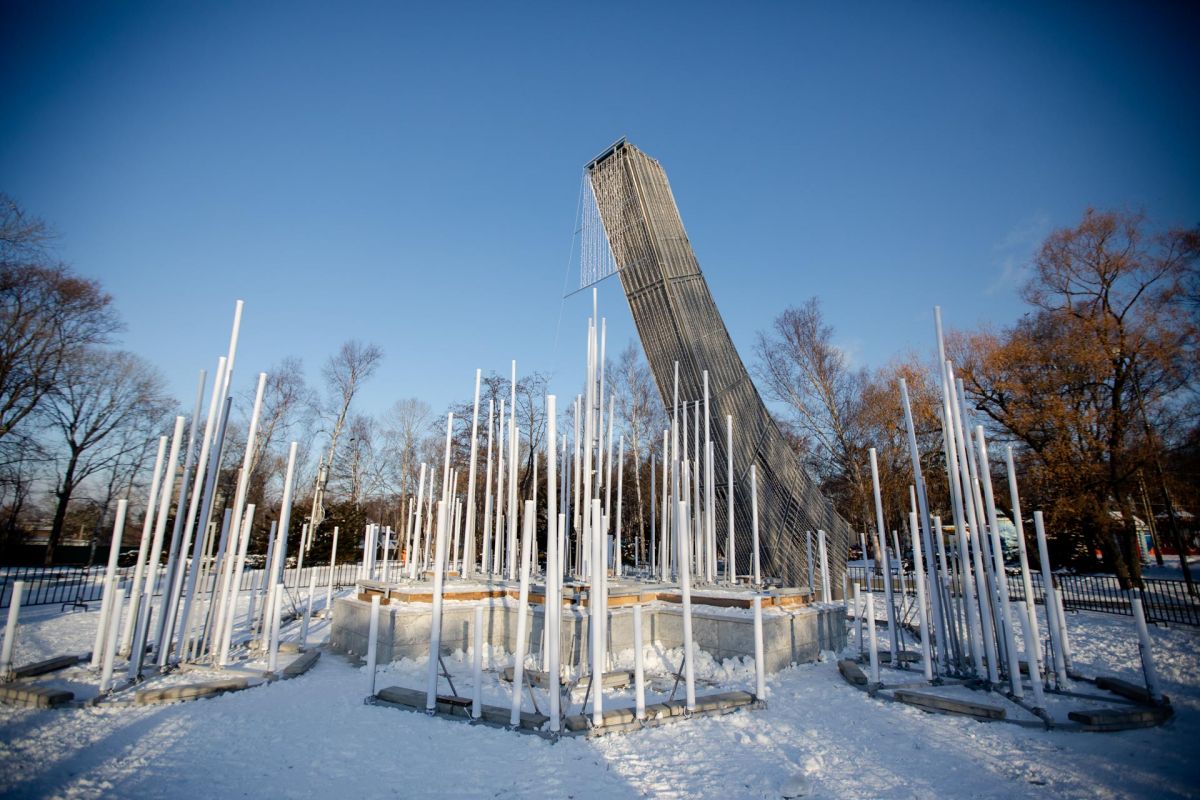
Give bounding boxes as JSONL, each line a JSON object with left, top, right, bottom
{"left": 425, "top": 501, "right": 448, "bottom": 712}
{"left": 590, "top": 498, "right": 604, "bottom": 726}
{"left": 510, "top": 501, "right": 535, "bottom": 726}
{"left": 98, "top": 583, "right": 122, "bottom": 693}
{"left": 909, "top": 511, "right": 934, "bottom": 680}
{"left": 1033, "top": 511, "right": 1068, "bottom": 684}
{"left": 751, "top": 465, "right": 760, "bottom": 586}
{"left": 975, "top": 426, "right": 1023, "bottom": 697}
{"left": 1016, "top": 600, "right": 1047, "bottom": 709}
{"left": 1130, "top": 594, "right": 1162, "bottom": 702}
{"left": 753, "top": 595, "right": 766, "bottom": 699}
{"left": 440, "top": 413, "right": 454, "bottom": 506}
{"left": 546, "top": 395, "right": 561, "bottom": 731}
{"left": 92, "top": 499, "right": 128, "bottom": 668}
{"left": 471, "top": 604, "right": 484, "bottom": 719}
{"left": 120, "top": 435, "right": 168, "bottom": 655}
{"left": 869, "top": 448, "right": 898, "bottom": 656}
{"left": 1005, "top": 446, "right": 1041, "bottom": 667}
{"left": 818, "top": 530, "right": 830, "bottom": 603}
{"left": 507, "top": 362, "right": 518, "bottom": 580}
{"left": 615, "top": 435, "right": 624, "bottom": 577}
{"left": 481, "top": 400, "right": 495, "bottom": 579}
{"left": 633, "top": 602, "right": 646, "bottom": 720}
{"left": 300, "top": 569, "right": 317, "bottom": 644}
{"left": 677, "top": 498, "right": 697, "bottom": 711}
{"left": 410, "top": 464, "right": 427, "bottom": 579}
{"left": 325, "top": 525, "right": 340, "bottom": 612}
{"left": 365, "top": 593, "right": 380, "bottom": 696}
{"left": 267, "top": 582, "right": 283, "bottom": 674}
{"left": 865, "top": 591, "right": 880, "bottom": 686}
{"left": 0, "top": 581, "right": 23, "bottom": 679}
{"left": 464, "top": 369, "right": 482, "bottom": 578}
{"left": 216, "top": 504, "right": 256, "bottom": 664}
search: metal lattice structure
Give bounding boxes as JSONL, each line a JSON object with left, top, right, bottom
{"left": 586, "top": 139, "right": 852, "bottom": 592}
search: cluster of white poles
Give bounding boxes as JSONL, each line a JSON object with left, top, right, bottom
{"left": 363, "top": 291, "right": 773, "bottom": 731}
{"left": 849, "top": 306, "right": 1161, "bottom": 706}
{"left": 72, "top": 301, "right": 341, "bottom": 690}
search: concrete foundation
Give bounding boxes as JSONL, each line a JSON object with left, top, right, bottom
{"left": 331, "top": 580, "right": 844, "bottom": 674}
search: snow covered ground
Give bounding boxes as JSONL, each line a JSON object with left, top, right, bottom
{"left": 0, "top": 599, "right": 1197, "bottom": 799}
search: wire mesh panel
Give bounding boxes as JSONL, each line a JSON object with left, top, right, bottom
{"left": 586, "top": 141, "right": 856, "bottom": 592}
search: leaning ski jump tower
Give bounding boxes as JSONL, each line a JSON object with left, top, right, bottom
{"left": 585, "top": 139, "right": 853, "bottom": 593}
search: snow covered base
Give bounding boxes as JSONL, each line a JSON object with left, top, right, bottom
{"left": 331, "top": 594, "right": 845, "bottom": 673}
{"left": 0, "top": 603, "right": 1196, "bottom": 798}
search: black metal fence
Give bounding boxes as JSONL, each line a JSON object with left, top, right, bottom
{"left": 845, "top": 565, "right": 1200, "bottom": 627}
{"left": 0, "top": 562, "right": 369, "bottom": 610}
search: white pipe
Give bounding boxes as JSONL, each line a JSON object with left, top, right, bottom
{"left": 726, "top": 415, "right": 735, "bottom": 584}
{"left": 0, "top": 581, "right": 23, "bottom": 678}
{"left": 98, "top": 581, "right": 122, "bottom": 693}
{"left": 865, "top": 591, "right": 880, "bottom": 685}
{"left": 751, "top": 465, "right": 760, "bottom": 586}
{"left": 546, "top": 396, "right": 561, "bottom": 731}
{"left": 365, "top": 594, "right": 381, "bottom": 696}
{"left": 753, "top": 595, "right": 766, "bottom": 699}
{"left": 326, "top": 526, "right": 340, "bottom": 615}
{"left": 1130, "top": 594, "right": 1162, "bottom": 702}
{"left": 92, "top": 499, "right": 129, "bottom": 668}
{"left": 677, "top": 498, "right": 697, "bottom": 711}
{"left": 425, "top": 501, "right": 449, "bottom": 711}
{"left": 853, "top": 583, "right": 863, "bottom": 654}
{"left": 1005, "top": 446, "right": 1041, "bottom": 668}
{"left": 464, "top": 369, "right": 482, "bottom": 578}
{"left": 1033, "top": 511, "right": 1068, "bottom": 684}
{"left": 975, "top": 426, "right": 1023, "bottom": 697}
{"left": 216, "top": 503, "right": 256, "bottom": 664}
{"left": 410, "top": 464, "right": 427, "bottom": 579}
{"left": 1016, "top": 600, "right": 1046, "bottom": 709}
{"left": 481, "top": 401, "right": 495, "bottom": 578}
{"left": 131, "top": 415, "right": 186, "bottom": 673}
{"left": 909, "top": 512, "right": 933, "bottom": 681}
{"left": 615, "top": 435, "right": 624, "bottom": 577}
{"left": 120, "top": 435, "right": 168, "bottom": 655}
{"left": 818, "top": 530, "right": 830, "bottom": 603}
{"left": 300, "top": 569, "right": 317, "bottom": 645}
{"left": 267, "top": 582, "right": 283, "bottom": 674}
{"left": 507, "top": 362, "right": 518, "bottom": 580}
{"left": 510, "top": 501, "right": 535, "bottom": 726}
{"left": 869, "top": 448, "right": 898, "bottom": 656}
{"left": 590, "top": 498, "right": 604, "bottom": 725}
{"left": 631, "top": 602, "right": 646, "bottom": 721}
{"left": 471, "top": 604, "right": 484, "bottom": 719}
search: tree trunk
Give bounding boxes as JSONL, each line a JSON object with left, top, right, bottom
{"left": 46, "top": 453, "right": 80, "bottom": 565}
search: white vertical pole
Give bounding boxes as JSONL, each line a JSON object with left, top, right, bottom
{"left": 510, "top": 501, "right": 535, "bottom": 726}
{"left": 751, "top": 465, "right": 760, "bottom": 586}
{"left": 1033, "top": 511, "right": 1068, "bottom": 684}
{"left": 853, "top": 583, "right": 863, "bottom": 654}
{"left": 410, "top": 464, "right": 427, "bottom": 579}
{"left": 753, "top": 595, "right": 766, "bottom": 699}
{"left": 425, "top": 501, "right": 448, "bottom": 712}
{"left": 590, "top": 497, "right": 604, "bottom": 726}
{"left": 677, "top": 498, "right": 697, "bottom": 711}
{"left": 615, "top": 435, "right": 624, "bottom": 577}
{"left": 464, "top": 369, "right": 482, "bottom": 579}
{"left": 726, "top": 415, "right": 735, "bottom": 584}
{"left": 869, "top": 448, "right": 898, "bottom": 656}
{"left": 546, "top": 395, "right": 561, "bottom": 732}
{"left": 300, "top": 570, "right": 317, "bottom": 645}
{"left": 818, "top": 530, "right": 831, "bottom": 603}
{"left": 481, "top": 401, "right": 495, "bottom": 579}
{"left": 471, "top": 604, "right": 484, "bottom": 719}
{"left": 365, "top": 594, "right": 381, "bottom": 696}
{"left": 121, "top": 436, "right": 168, "bottom": 655}
{"left": 507, "top": 362, "right": 518, "bottom": 580}
{"left": 1005, "top": 446, "right": 1041, "bottom": 667}
{"left": 92, "top": 499, "right": 129, "bottom": 668}
{"left": 0, "top": 581, "right": 23, "bottom": 678}
{"left": 631, "top": 602, "right": 646, "bottom": 721}
{"left": 216, "top": 503, "right": 257, "bottom": 664}
{"left": 1130, "top": 594, "right": 1162, "bottom": 702}
{"left": 865, "top": 591, "right": 880, "bottom": 686}
{"left": 267, "top": 582, "right": 283, "bottom": 674}
{"left": 440, "top": 412, "right": 454, "bottom": 506}
{"left": 98, "top": 582, "right": 122, "bottom": 693}
{"left": 909, "top": 512, "right": 933, "bottom": 680}
{"left": 975, "top": 426, "right": 1023, "bottom": 698}
{"left": 1016, "top": 600, "right": 1046, "bottom": 709}
{"left": 326, "top": 526, "right": 340, "bottom": 615}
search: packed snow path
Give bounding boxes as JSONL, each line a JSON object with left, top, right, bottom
{"left": 0, "top": 606, "right": 1196, "bottom": 799}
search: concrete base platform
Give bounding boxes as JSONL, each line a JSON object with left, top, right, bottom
{"left": 561, "top": 690, "right": 761, "bottom": 737}
{"left": 135, "top": 678, "right": 250, "bottom": 705}
{"left": 333, "top": 582, "right": 844, "bottom": 672}
{"left": 280, "top": 650, "right": 321, "bottom": 680}
{"left": 0, "top": 682, "right": 74, "bottom": 708}
{"left": 374, "top": 685, "right": 549, "bottom": 731}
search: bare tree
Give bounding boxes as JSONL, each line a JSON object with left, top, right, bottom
{"left": 43, "top": 349, "right": 173, "bottom": 563}
{"left": 613, "top": 342, "right": 666, "bottom": 562}
{"left": 379, "top": 397, "right": 433, "bottom": 498}
{"left": 0, "top": 195, "right": 120, "bottom": 441}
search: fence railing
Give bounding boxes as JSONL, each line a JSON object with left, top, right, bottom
{"left": 845, "top": 565, "right": 1200, "bottom": 627}
{"left": 0, "top": 562, "right": 369, "bottom": 610}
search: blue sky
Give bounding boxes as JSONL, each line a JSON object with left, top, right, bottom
{"left": 2, "top": 1, "right": 1197, "bottom": 421}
